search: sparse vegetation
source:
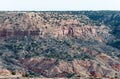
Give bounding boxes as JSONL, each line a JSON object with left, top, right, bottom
{"left": 0, "top": 11, "right": 120, "bottom": 78}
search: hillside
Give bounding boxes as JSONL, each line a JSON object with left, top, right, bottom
{"left": 0, "top": 11, "right": 120, "bottom": 78}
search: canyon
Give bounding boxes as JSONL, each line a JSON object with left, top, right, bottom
{"left": 0, "top": 11, "right": 120, "bottom": 78}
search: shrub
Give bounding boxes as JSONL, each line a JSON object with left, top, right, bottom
{"left": 11, "top": 71, "right": 16, "bottom": 75}
{"left": 22, "top": 73, "right": 29, "bottom": 77}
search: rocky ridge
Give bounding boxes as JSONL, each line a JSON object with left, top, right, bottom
{"left": 0, "top": 11, "right": 120, "bottom": 78}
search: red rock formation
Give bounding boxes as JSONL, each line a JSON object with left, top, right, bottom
{"left": 0, "top": 29, "right": 40, "bottom": 38}
{"left": 19, "top": 56, "right": 119, "bottom": 78}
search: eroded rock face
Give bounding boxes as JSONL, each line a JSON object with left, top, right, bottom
{"left": 52, "top": 25, "right": 112, "bottom": 43}
{"left": 0, "top": 12, "right": 111, "bottom": 43}
{"left": 19, "top": 53, "right": 120, "bottom": 78}
{"left": 52, "top": 26, "right": 96, "bottom": 37}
